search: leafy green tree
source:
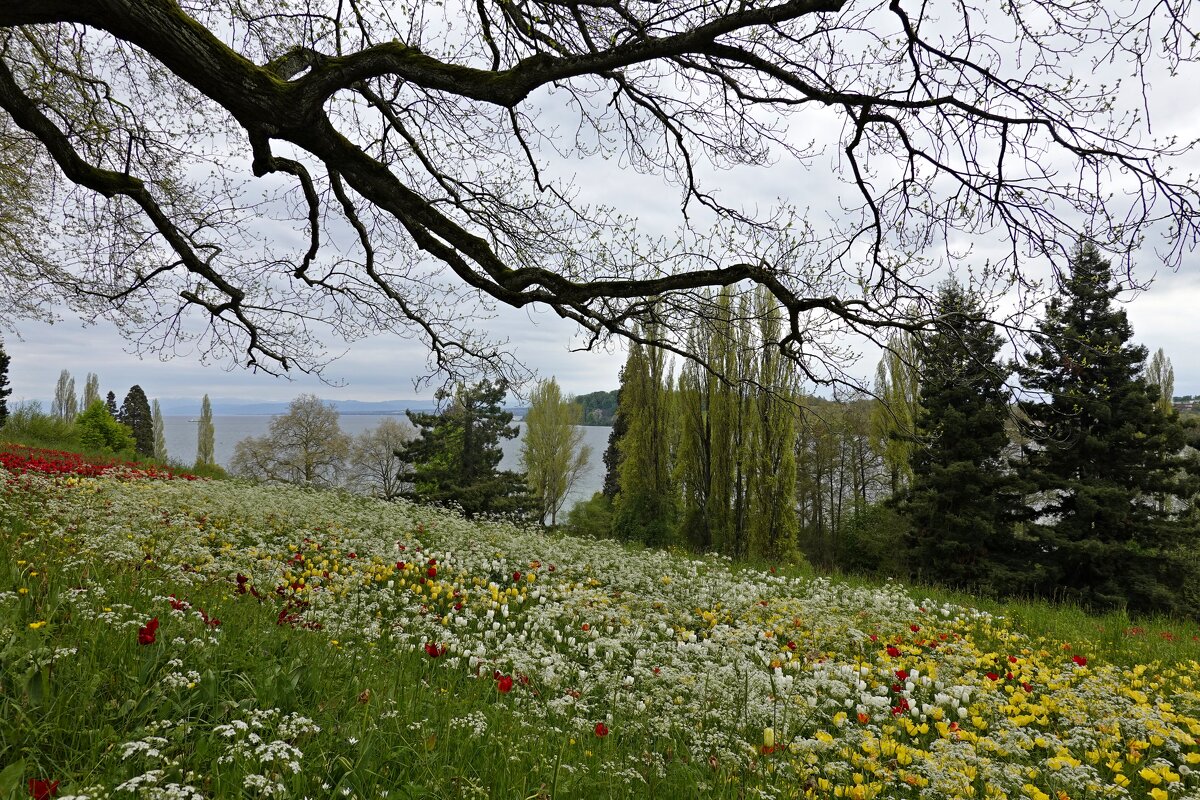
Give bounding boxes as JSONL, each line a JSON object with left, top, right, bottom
{"left": 152, "top": 398, "right": 168, "bottom": 461}
{"left": 119, "top": 385, "right": 154, "bottom": 457}
{"left": 82, "top": 372, "right": 101, "bottom": 409}
{"left": 1147, "top": 348, "right": 1176, "bottom": 417}
{"left": 1016, "top": 242, "right": 1199, "bottom": 614}
{"left": 612, "top": 334, "right": 678, "bottom": 546}
{"left": 521, "top": 378, "right": 592, "bottom": 526}
{"left": 898, "top": 281, "right": 1027, "bottom": 593}
{"left": 231, "top": 394, "right": 350, "bottom": 486}
{"left": 398, "top": 380, "right": 532, "bottom": 519}
{"left": 868, "top": 332, "right": 920, "bottom": 497}
{"left": 0, "top": 338, "right": 10, "bottom": 428}
{"left": 52, "top": 369, "right": 78, "bottom": 422}
{"left": 74, "top": 399, "right": 135, "bottom": 455}
{"left": 575, "top": 390, "right": 619, "bottom": 426}
{"left": 746, "top": 289, "right": 800, "bottom": 561}
{"left": 196, "top": 394, "right": 215, "bottom": 467}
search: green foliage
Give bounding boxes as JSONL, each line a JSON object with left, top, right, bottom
{"left": 74, "top": 399, "right": 136, "bottom": 456}
{"left": 118, "top": 385, "right": 154, "bottom": 458}
{"left": 398, "top": 380, "right": 533, "bottom": 519}
{"left": 520, "top": 378, "right": 591, "bottom": 526}
{"left": 601, "top": 377, "right": 628, "bottom": 500}
{"left": 837, "top": 502, "right": 910, "bottom": 577}
{"left": 1016, "top": 241, "right": 1200, "bottom": 615}
{"left": 196, "top": 394, "right": 215, "bottom": 467}
{"left": 0, "top": 401, "right": 81, "bottom": 448}
{"left": 868, "top": 331, "right": 919, "bottom": 495}
{"left": 565, "top": 492, "right": 615, "bottom": 539}
{"left": 151, "top": 399, "right": 168, "bottom": 461}
{"left": 612, "top": 336, "right": 678, "bottom": 546}
{"left": 574, "top": 390, "right": 618, "bottom": 425}
{"left": 897, "top": 280, "right": 1027, "bottom": 595}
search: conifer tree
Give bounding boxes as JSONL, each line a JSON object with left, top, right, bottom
{"left": 151, "top": 399, "right": 168, "bottom": 461}
{"left": 600, "top": 376, "right": 628, "bottom": 500}
{"left": 105, "top": 390, "right": 119, "bottom": 418}
{"left": 120, "top": 385, "right": 154, "bottom": 457}
{"left": 898, "top": 281, "right": 1025, "bottom": 593}
{"left": 196, "top": 394, "right": 216, "bottom": 466}
{"left": 397, "top": 380, "right": 532, "bottom": 518}
{"left": 612, "top": 331, "right": 678, "bottom": 546}
{"left": 1016, "top": 242, "right": 1198, "bottom": 614}
{"left": 0, "top": 338, "right": 10, "bottom": 428}
{"left": 52, "top": 369, "right": 78, "bottom": 422}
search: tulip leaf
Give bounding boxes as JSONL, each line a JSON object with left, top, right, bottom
{"left": 0, "top": 759, "right": 24, "bottom": 794}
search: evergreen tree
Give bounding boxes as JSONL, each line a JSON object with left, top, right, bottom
{"left": 397, "top": 380, "right": 532, "bottom": 518}
{"left": 520, "top": 378, "right": 592, "bottom": 526}
{"left": 196, "top": 394, "right": 215, "bottom": 467}
{"left": 151, "top": 399, "right": 168, "bottom": 461}
{"left": 105, "top": 390, "right": 119, "bottom": 418}
{"left": 82, "top": 373, "right": 101, "bottom": 408}
{"left": 898, "top": 281, "right": 1026, "bottom": 593}
{"left": 1016, "top": 242, "right": 1198, "bottom": 614}
{"left": 119, "top": 385, "right": 154, "bottom": 457}
{"left": 612, "top": 331, "right": 678, "bottom": 546}
{"left": 52, "top": 369, "right": 79, "bottom": 422}
{"left": 0, "top": 338, "right": 10, "bottom": 428}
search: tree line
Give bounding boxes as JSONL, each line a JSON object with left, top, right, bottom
{"left": 577, "top": 243, "right": 1200, "bottom": 616}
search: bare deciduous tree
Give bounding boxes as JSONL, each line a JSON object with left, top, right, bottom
{"left": 1, "top": 1, "right": 1198, "bottom": 385}
{"left": 349, "top": 417, "right": 415, "bottom": 500}
{"left": 231, "top": 394, "right": 350, "bottom": 486}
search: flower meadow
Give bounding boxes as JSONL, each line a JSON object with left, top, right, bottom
{"left": 5, "top": 459, "right": 1200, "bottom": 798}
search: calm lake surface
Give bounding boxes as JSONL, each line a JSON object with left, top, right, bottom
{"left": 163, "top": 416, "right": 611, "bottom": 507}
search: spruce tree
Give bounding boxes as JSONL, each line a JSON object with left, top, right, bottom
{"left": 120, "top": 385, "right": 155, "bottom": 457}
{"left": 105, "top": 390, "right": 119, "bottom": 418}
{"left": 397, "top": 380, "right": 532, "bottom": 518}
{"left": 0, "top": 338, "right": 10, "bottom": 428}
{"left": 1016, "top": 242, "right": 1198, "bottom": 614}
{"left": 898, "top": 281, "right": 1026, "bottom": 594}
{"left": 196, "top": 395, "right": 216, "bottom": 466}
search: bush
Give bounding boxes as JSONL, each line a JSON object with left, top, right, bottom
{"left": 0, "top": 401, "right": 81, "bottom": 448}
{"left": 838, "top": 502, "right": 910, "bottom": 578}
{"left": 75, "top": 400, "right": 136, "bottom": 456}
{"left": 565, "top": 492, "right": 614, "bottom": 538}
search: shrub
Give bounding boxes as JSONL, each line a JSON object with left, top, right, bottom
{"left": 75, "top": 400, "right": 136, "bottom": 456}
{"left": 565, "top": 492, "right": 614, "bottom": 538}
{"left": 0, "top": 400, "right": 81, "bottom": 448}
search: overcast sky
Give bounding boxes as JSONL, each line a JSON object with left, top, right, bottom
{"left": 4, "top": 6, "right": 1200, "bottom": 408}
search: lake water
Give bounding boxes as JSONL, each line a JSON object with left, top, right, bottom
{"left": 163, "top": 416, "right": 612, "bottom": 507}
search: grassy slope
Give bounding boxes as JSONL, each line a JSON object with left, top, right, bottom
{"left": 4, "top": 445, "right": 1200, "bottom": 799}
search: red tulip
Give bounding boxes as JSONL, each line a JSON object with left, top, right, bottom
{"left": 424, "top": 642, "right": 445, "bottom": 658}
{"left": 497, "top": 675, "right": 514, "bottom": 693}
{"left": 594, "top": 722, "right": 609, "bottom": 737}
{"left": 28, "top": 779, "right": 59, "bottom": 800}
{"left": 886, "top": 646, "right": 901, "bottom": 657}
{"left": 1072, "top": 655, "right": 1088, "bottom": 667}
{"left": 138, "top": 617, "right": 159, "bottom": 645}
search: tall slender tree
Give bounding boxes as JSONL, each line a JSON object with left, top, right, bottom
{"left": 151, "top": 398, "right": 168, "bottom": 461}
{"left": 82, "top": 372, "right": 101, "bottom": 409}
{"left": 521, "top": 378, "right": 592, "bottom": 526}
{"left": 1147, "top": 348, "right": 1176, "bottom": 416}
{"left": 898, "top": 281, "right": 1026, "bottom": 593}
{"left": 612, "top": 331, "right": 678, "bottom": 546}
{"left": 52, "top": 369, "right": 78, "bottom": 422}
{"left": 868, "top": 332, "right": 920, "bottom": 497}
{"left": 1016, "top": 242, "right": 1198, "bottom": 614}
{"left": 196, "top": 394, "right": 215, "bottom": 467}
{"left": 119, "top": 385, "right": 154, "bottom": 458}
{"left": 0, "top": 338, "right": 10, "bottom": 428}
{"left": 601, "top": 371, "right": 629, "bottom": 501}
{"left": 104, "top": 390, "right": 119, "bottom": 418}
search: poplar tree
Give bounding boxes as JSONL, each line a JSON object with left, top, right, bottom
{"left": 0, "top": 338, "right": 10, "bottom": 427}
{"left": 1147, "top": 348, "right": 1176, "bottom": 416}
{"left": 521, "top": 378, "right": 592, "bottom": 526}
{"left": 612, "top": 333, "right": 678, "bottom": 546}
{"left": 1016, "top": 242, "right": 1198, "bottom": 614}
{"left": 196, "top": 394, "right": 215, "bottom": 467}
{"left": 151, "top": 399, "right": 168, "bottom": 461}
{"left": 600, "top": 377, "right": 628, "bottom": 500}
{"left": 868, "top": 332, "right": 920, "bottom": 497}
{"left": 52, "top": 369, "right": 78, "bottom": 422}
{"left": 119, "top": 385, "right": 154, "bottom": 457}
{"left": 898, "top": 281, "right": 1025, "bottom": 593}
{"left": 746, "top": 289, "right": 800, "bottom": 561}
{"left": 82, "top": 372, "right": 101, "bottom": 408}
